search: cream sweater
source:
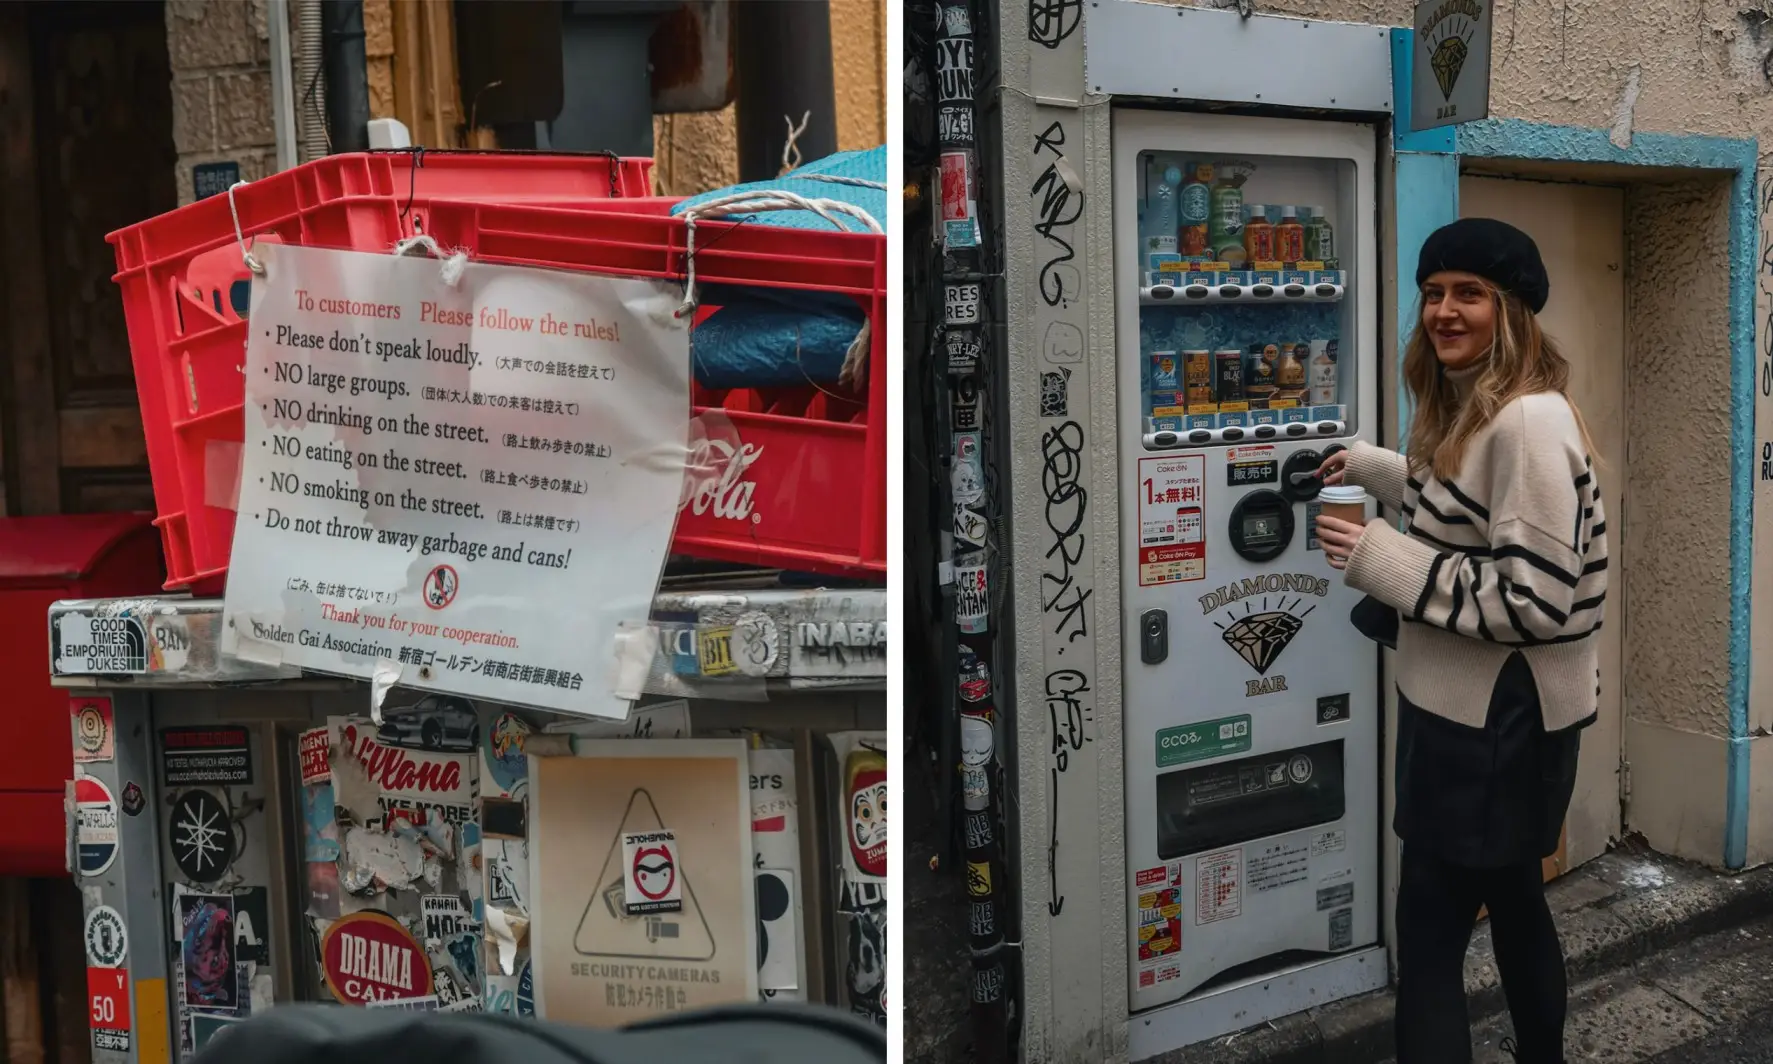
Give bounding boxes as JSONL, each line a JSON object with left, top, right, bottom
{"left": 1342, "top": 392, "right": 1607, "bottom": 732}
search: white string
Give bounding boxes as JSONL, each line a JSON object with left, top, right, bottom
{"left": 392, "top": 233, "right": 469, "bottom": 287}
{"left": 674, "top": 189, "right": 882, "bottom": 391}
{"left": 780, "top": 111, "right": 811, "bottom": 175}
{"left": 799, "top": 172, "right": 888, "bottom": 191}
{"left": 226, "top": 181, "right": 266, "bottom": 276}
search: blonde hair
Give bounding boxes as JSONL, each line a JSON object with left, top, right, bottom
{"left": 1403, "top": 281, "right": 1597, "bottom": 480}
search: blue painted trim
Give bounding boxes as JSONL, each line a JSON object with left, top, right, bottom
{"left": 1389, "top": 29, "right": 1455, "bottom": 154}
{"left": 1391, "top": 154, "right": 1459, "bottom": 450}
{"left": 1438, "top": 117, "right": 1759, "bottom": 869}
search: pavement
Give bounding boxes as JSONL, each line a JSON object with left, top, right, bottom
{"left": 1153, "top": 840, "right": 1773, "bottom": 1064}
{"left": 906, "top": 748, "right": 979, "bottom": 1064}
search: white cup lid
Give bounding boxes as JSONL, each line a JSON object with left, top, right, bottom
{"left": 1318, "top": 485, "right": 1369, "bottom": 503}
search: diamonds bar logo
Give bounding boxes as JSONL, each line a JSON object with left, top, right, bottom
{"left": 1198, "top": 572, "right": 1330, "bottom": 679}
{"left": 1421, "top": 0, "right": 1482, "bottom": 100}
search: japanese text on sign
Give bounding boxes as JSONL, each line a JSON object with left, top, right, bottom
{"left": 221, "top": 245, "right": 691, "bottom": 719}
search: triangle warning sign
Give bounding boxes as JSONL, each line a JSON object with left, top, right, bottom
{"left": 573, "top": 788, "right": 717, "bottom": 963}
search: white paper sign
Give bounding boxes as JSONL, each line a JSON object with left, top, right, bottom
{"left": 221, "top": 244, "right": 690, "bottom": 718}
{"left": 620, "top": 830, "right": 683, "bottom": 914}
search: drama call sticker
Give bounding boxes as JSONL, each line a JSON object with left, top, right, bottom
{"left": 74, "top": 775, "right": 120, "bottom": 877}
{"left": 84, "top": 905, "right": 128, "bottom": 968}
{"left": 622, "top": 830, "right": 683, "bottom": 914}
{"left": 72, "top": 697, "right": 114, "bottom": 763}
{"left": 322, "top": 910, "right": 432, "bottom": 1006}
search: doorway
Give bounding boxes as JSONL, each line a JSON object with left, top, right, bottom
{"left": 1459, "top": 175, "right": 1627, "bottom": 879}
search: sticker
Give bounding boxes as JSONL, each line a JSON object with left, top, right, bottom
{"left": 730, "top": 611, "right": 780, "bottom": 677}
{"left": 940, "top": 151, "right": 979, "bottom": 250}
{"left": 963, "top": 810, "right": 992, "bottom": 850}
{"left": 1249, "top": 839, "right": 1310, "bottom": 894}
{"left": 376, "top": 695, "right": 478, "bottom": 752}
{"left": 945, "top": 329, "right": 982, "bottom": 375}
{"left": 1316, "top": 883, "right": 1355, "bottom": 912}
{"left": 515, "top": 959, "right": 536, "bottom": 1016}
{"left": 484, "top": 712, "right": 533, "bottom": 796}
{"left": 423, "top": 894, "right": 474, "bottom": 941}
{"left": 1137, "top": 455, "right": 1206, "bottom": 586}
{"left": 72, "top": 697, "right": 115, "bottom": 763}
{"left": 1328, "top": 907, "right": 1354, "bottom": 951}
{"left": 1226, "top": 445, "right": 1278, "bottom": 487}
{"left": 1153, "top": 962, "right": 1182, "bottom": 984}
{"left": 954, "top": 502, "right": 988, "bottom": 548}
{"left": 621, "top": 830, "right": 683, "bottom": 914}
{"left": 1306, "top": 501, "right": 1323, "bottom": 551}
{"left": 233, "top": 887, "right": 269, "bottom": 964}
{"left": 74, "top": 775, "right": 120, "bottom": 877}
{"left": 960, "top": 764, "right": 988, "bottom": 811}
{"left": 1199, "top": 572, "right": 1331, "bottom": 675}
{"left": 960, "top": 712, "right": 992, "bottom": 812}
{"left": 1195, "top": 849, "right": 1242, "bottom": 924}
{"left": 697, "top": 626, "right": 738, "bottom": 676}
{"left": 944, "top": 282, "right": 981, "bottom": 326}
{"left": 482, "top": 797, "right": 526, "bottom": 839}
{"left": 1288, "top": 754, "right": 1314, "bottom": 784}
{"left": 845, "top": 747, "right": 889, "bottom": 880}
{"left": 322, "top": 910, "right": 433, "bottom": 1006}
{"left": 955, "top": 561, "right": 988, "bottom": 633}
{"left": 756, "top": 868, "right": 799, "bottom": 990}
{"left": 170, "top": 790, "right": 235, "bottom": 884}
{"left": 54, "top": 613, "right": 147, "bottom": 674}
{"left": 365, "top": 995, "right": 440, "bottom": 1011}
{"left": 85, "top": 905, "right": 128, "bottom": 967}
{"left": 1040, "top": 368, "right": 1070, "bottom": 418}
{"left": 966, "top": 860, "right": 991, "bottom": 897}
{"left": 1312, "top": 828, "right": 1347, "bottom": 857}
{"left": 180, "top": 892, "right": 237, "bottom": 1012}
{"left": 952, "top": 432, "right": 985, "bottom": 505}
{"left": 1137, "top": 881, "right": 1182, "bottom": 960}
{"left": 1316, "top": 693, "right": 1351, "bottom": 725}
{"left": 299, "top": 727, "right": 331, "bottom": 785}
{"left": 958, "top": 644, "right": 991, "bottom": 701}
{"left": 952, "top": 376, "right": 981, "bottom": 431}
{"left": 1156, "top": 714, "right": 1251, "bottom": 768}
{"left": 121, "top": 781, "right": 146, "bottom": 817}
{"left": 87, "top": 966, "right": 132, "bottom": 1050}
{"left": 1134, "top": 866, "right": 1167, "bottom": 889}
{"left": 161, "top": 726, "right": 253, "bottom": 786}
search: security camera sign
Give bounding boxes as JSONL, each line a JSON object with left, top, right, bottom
{"left": 622, "top": 830, "right": 682, "bottom": 914}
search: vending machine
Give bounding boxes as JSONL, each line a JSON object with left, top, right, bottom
{"left": 1115, "top": 110, "right": 1384, "bottom": 1038}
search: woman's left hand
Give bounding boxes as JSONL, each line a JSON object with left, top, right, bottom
{"left": 1315, "top": 514, "right": 1368, "bottom": 571}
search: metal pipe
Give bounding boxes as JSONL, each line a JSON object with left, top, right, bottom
{"left": 267, "top": 0, "right": 298, "bottom": 171}
{"left": 733, "top": 0, "right": 838, "bottom": 180}
{"left": 295, "top": 0, "right": 327, "bottom": 162}
{"left": 321, "top": 0, "right": 369, "bottom": 154}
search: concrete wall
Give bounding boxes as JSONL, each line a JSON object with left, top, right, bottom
{"left": 165, "top": 0, "right": 277, "bottom": 205}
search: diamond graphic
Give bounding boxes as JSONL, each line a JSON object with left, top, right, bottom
{"left": 1221, "top": 611, "right": 1303, "bottom": 675}
{"left": 1430, "top": 35, "right": 1468, "bottom": 100}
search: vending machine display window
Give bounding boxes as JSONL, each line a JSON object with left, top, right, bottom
{"left": 1134, "top": 149, "right": 1359, "bottom": 449}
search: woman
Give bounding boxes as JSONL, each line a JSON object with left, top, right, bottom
{"left": 1314, "top": 218, "right": 1605, "bottom": 1064}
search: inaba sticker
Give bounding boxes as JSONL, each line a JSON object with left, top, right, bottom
{"left": 85, "top": 905, "right": 128, "bottom": 968}
{"left": 622, "top": 830, "right": 683, "bottom": 914}
{"left": 170, "top": 790, "right": 235, "bottom": 884}
{"left": 958, "top": 644, "right": 991, "bottom": 701}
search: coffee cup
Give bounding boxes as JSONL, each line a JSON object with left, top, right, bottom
{"left": 1317, "top": 485, "right": 1370, "bottom": 563}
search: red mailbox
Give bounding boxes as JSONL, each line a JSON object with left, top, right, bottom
{"left": 0, "top": 512, "right": 162, "bottom": 876}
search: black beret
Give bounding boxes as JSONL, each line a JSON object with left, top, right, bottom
{"left": 1415, "top": 217, "right": 1549, "bottom": 313}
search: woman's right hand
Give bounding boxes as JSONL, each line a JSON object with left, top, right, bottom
{"left": 1317, "top": 449, "right": 1350, "bottom": 486}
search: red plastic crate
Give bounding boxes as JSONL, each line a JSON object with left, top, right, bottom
{"left": 398, "top": 200, "right": 886, "bottom": 579}
{"left": 107, "top": 151, "right": 654, "bottom": 591}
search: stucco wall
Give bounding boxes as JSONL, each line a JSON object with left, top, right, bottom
{"left": 1624, "top": 179, "right": 1737, "bottom": 736}
{"left": 165, "top": 0, "right": 277, "bottom": 205}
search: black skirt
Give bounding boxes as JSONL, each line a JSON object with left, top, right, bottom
{"left": 1393, "top": 650, "right": 1586, "bottom": 868}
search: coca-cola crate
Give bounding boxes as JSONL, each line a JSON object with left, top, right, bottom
{"left": 107, "top": 150, "right": 654, "bottom": 591}
{"left": 422, "top": 200, "right": 887, "bottom": 579}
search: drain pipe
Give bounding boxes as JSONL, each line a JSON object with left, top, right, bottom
{"left": 733, "top": 0, "right": 837, "bottom": 179}
{"left": 294, "top": 0, "right": 328, "bottom": 161}
{"left": 267, "top": 0, "right": 298, "bottom": 170}
{"left": 321, "top": 0, "right": 369, "bottom": 154}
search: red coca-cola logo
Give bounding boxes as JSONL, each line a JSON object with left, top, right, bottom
{"left": 340, "top": 724, "right": 462, "bottom": 794}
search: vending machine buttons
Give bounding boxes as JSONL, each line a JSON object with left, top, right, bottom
{"left": 1285, "top": 422, "right": 1309, "bottom": 438}
{"left": 1253, "top": 425, "right": 1277, "bottom": 440}
{"left": 1222, "top": 427, "right": 1245, "bottom": 442}
{"left": 1188, "top": 429, "right": 1213, "bottom": 444}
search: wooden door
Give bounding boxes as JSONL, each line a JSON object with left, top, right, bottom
{"left": 1461, "top": 175, "right": 1628, "bottom": 880}
{"left": 0, "top": 1, "right": 174, "bottom": 517}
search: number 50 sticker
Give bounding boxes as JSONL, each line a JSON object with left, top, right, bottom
{"left": 87, "top": 966, "right": 132, "bottom": 1052}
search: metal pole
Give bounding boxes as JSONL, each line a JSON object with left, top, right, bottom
{"left": 733, "top": 0, "right": 839, "bottom": 179}
{"left": 267, "top": 0, "right": 299, "bottom": 171}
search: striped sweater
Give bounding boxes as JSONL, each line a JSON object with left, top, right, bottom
{"left": 1342, "top": 391, "right": 1607, "bottom": 733}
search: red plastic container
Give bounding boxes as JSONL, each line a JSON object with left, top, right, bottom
{"left": 424, "top": 201, "right": 887, "bottom": 578}
{"left": 107, "top": 151, "right": 653, "bottom": 591}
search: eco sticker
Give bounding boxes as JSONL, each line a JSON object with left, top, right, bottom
{"left": 72, "top": 697, "right": 115, "bottom": 763}
{"left": 1156, "top": 715, "right": 1251, "bottom": 768}
{"left": 74, "top": 775, "right": 120, "bottom": 877}
{"left": 322, "top": 910, "right": 433, "bottom": 1006}
{"left": 621, "top": 830, "right": 683, "bottom": 915}
{"left": 85, "top": 905, "right": 128, "bottom": 968}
